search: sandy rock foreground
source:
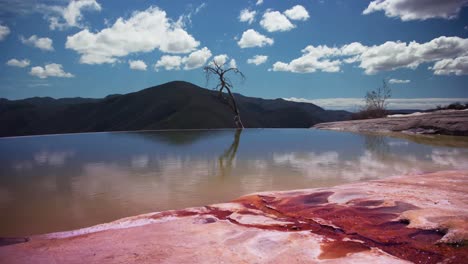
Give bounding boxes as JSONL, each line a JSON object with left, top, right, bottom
{"left": 1, "top": 170, "right": 467, "bottom": 263}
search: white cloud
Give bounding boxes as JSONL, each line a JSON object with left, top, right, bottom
{"left": 154, "top": 55, "right": 183, "bottom": 71}
{"left": 247, "top": 55, "right": 268, "bottom": 65}
{"left": 256, "top": 0, "right": 264, "bottom": 5}
{"left": 284, "top": 97, "right": 468, "bottom": 110}
{"left": 237, "top": 29, "right": 274, "bottom": 48}
{"left": 272, "top": 45, "right": 341, "bottom": 73}
{"left": 154, "top": 47, "right": 212, "bottom": 71}
{"left": 272, "top": 36, "right": 468, "bottom": 75}
{"left": 194, "top": 3, "right": 206, "bottom": 14}
{"left": 177, "top": 2, "right": 206, "bottom": 27}
{"left": 66, "top": 6, "right": 200, "bottom": 64}
{"left": 27, "top": 80, "right": 51, "bottom": 87}
{"left": 6, "top": 58, "right": 30, "bottom": 68}
{"left": 46, "top": 0, "right": 101, "bottom": 30}
{"left": 239, "top": 9, "right": 256, "bottom": 24}
{"left": 388, "top": 78, "right": 410, "bottom": 84}
{"left": 182, "top": 47, "right": 212, "bottom": 70}
{"left": 358, "top": 36, "right": 468, "bottom": 74}
{"left": 430, "top": 56, "right": 468, "bottom": 75}
{"left": 208, "top": 54, "right": 237, "bottom": 68}
{"left": 30, "top": 63, "right": 74, "bottom": 79}
{"left": 363, "top": 0, "right": 468, "bottom": 21}
{"left": 260, "top": 10, "right": 295, "bottom": 32}
{"left": 0, "top": 24, "right": 10, "bottom": 41}
{"left": 229, "top": 58, "right": 237, "bottom": 68}
{"left": 20, "top": 35, "right": 54, "bottom": 51}
{"left": 128, "top": 60, "right": 147, "bottom": 71}
{"left": 284, "top": 5, "right": 309, "bottom": 21}
{"left": 213, "top": 54, "right": 229, "bottom": 65}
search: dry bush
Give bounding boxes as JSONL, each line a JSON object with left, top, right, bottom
{"left": 352, "top": 80, "right": 391, "bottom": 120}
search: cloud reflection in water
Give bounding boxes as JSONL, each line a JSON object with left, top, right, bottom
{"left": 0, "top": 129, "right": 467, "bottom": 236}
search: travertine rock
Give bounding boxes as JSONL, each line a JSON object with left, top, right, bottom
{"left": 314, "top": 110, "right": 468, "bottom": 136}
{"left": 1, "top": 170, "right": 467, "bottom": 263}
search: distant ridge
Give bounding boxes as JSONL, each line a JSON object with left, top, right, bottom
{"left": 0, "top": 81, "right": 351, "bottom": 137}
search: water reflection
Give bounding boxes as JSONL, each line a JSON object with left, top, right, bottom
{"left": 0, "top": 129, "right": 467, "bottom": 236}
{"left": 363, "top": 134, "right": 389, "bottom": 157}
{"left": 219, "top": 129, "right": 242, "bottom": 178}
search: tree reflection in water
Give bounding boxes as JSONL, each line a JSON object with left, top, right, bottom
{"left": 218, "top": 129, "right": 242, "bottom": 178}
{"left": 363, "top": 133, "right": 390, "bottom": 158}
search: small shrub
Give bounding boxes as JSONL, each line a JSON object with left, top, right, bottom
{"left": 428, "top": 102, "right": 468, "bottom": 112}
{"left": 351, "top": 109, "right": 388, "bottom": 120}
{"left": 352, "top": 80, "right": 391, "bottom": 120}
{"left": 447, "top": 102, "right": 467, "bottom": 110}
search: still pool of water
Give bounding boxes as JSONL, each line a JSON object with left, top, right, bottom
{"left": 1, "top": 129, "right": 467, "bottom": 236}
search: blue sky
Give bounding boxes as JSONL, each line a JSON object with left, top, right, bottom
{"left": 0, "top": 0, "right": 467, "bottom": 110}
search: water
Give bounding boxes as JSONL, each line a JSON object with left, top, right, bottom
{"left": 1, "top": 129, "right": 467, "bottom": 236}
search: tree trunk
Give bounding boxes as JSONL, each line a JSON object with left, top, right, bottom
{"left": 225, "top": 87, "right": 244, "bottom": 129}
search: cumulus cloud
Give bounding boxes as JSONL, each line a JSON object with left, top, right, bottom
{"left": 239, "top": 9, "right": 256, "bottom": 24}
{"left": 30, "top": 63, "right": 74, "bottom": 79}
{"left": 154, "top": 55, "right": 183, "bottom": 71}
{"left": 182, "top": 47, "right": 212, "bottom": 70}
{"left": 20, "top": 35, "right": 54, "bottom": 51}
{"left": 229, "top": 58, "right": 237, "bottom": 68}
{"left": 207, "top": 54, "right": 237, "bottom": 68}
{"left": 284, "top": 97, "right": 468, "bottom": 110}
{"left": 363, "top": 0, "right": 468, "bottom": 21}
{"left": 388, "top": 78, "right": 410, "bottom": 84}
{"left": 358, "top": 36, "right": 468, "bottom": 74}
{"left": 272, "top": 36, "right": 468, "bottom": 75}
{"left": 256, "top": 0, "right": 263, "bottom": 5}
{"left": 128, "top": 60, "right": 147, "bottom": 71}
{"left": 46, "top": 0, "right": 102, "bottom": 30}
{"left": 247, "top": 55, "right": 268, "bottom": 65}
{"left": 6, "top": 58, "right": 30, "bottom": 68}
{"left": 272, "top": 45, "right": 341, "bottom": 73}
{"left": 0, "top": 24, "right": 10, "bottom": 41}
{"left": 237, "top": 29, "right": 274, "bottom": 48}
{"left": 430, "top": 56, "right": 468, "bottom": 75}
{"left": 154, "top": 47, "right": 212, "bottom": 71}
{"left": 260, "top": 10, "right": 295, "bottom": 32}
{"left": 212, "top": 54, "right": 229, "bottom": 65}
{"left": 66, "top": 6, "right": 200, "bottom": 64}
{"left": 284, "top": 5, "right": 309, "bottom": 21}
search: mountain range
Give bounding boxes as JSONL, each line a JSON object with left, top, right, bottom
{"left": 0, "top": 81, "right": 351, "bottom": 137}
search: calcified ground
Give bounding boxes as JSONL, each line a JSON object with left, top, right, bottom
{"left": 1, "top": 170, "right": 467, "bottom": 263}
{"left": 314, "top": 110, "right": 468, "bottom": 136}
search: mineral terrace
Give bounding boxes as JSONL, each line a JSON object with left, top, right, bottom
{"left": 314, "top": 110, "right": 468, "bottom": 136}
{"left": 1, "top": 170, "right": 467, "bottom": 263}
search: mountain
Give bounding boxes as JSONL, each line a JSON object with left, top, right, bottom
{"left": 0, "top": 81, "right": 351, "bottom": 137}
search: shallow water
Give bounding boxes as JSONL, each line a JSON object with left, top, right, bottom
{"left": 1, "top": 129, "right": 467, "bottom": 236}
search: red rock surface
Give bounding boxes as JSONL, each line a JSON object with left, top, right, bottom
{"left": 1, "top": 170, "right": 467, "bottom": 263}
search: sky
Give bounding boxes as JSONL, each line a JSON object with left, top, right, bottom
{"left": 0, "top": 0, "right": 467, "bottom": 110}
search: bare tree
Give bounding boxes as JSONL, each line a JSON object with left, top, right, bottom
{"left": 204, "top": 60, "right": 245, "bottom": 129}
{"left": 365, "top": 79, "right": 391, "bottom": 112}
{"left": 353, "top": 79, "right": 391, "bottom": 120}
